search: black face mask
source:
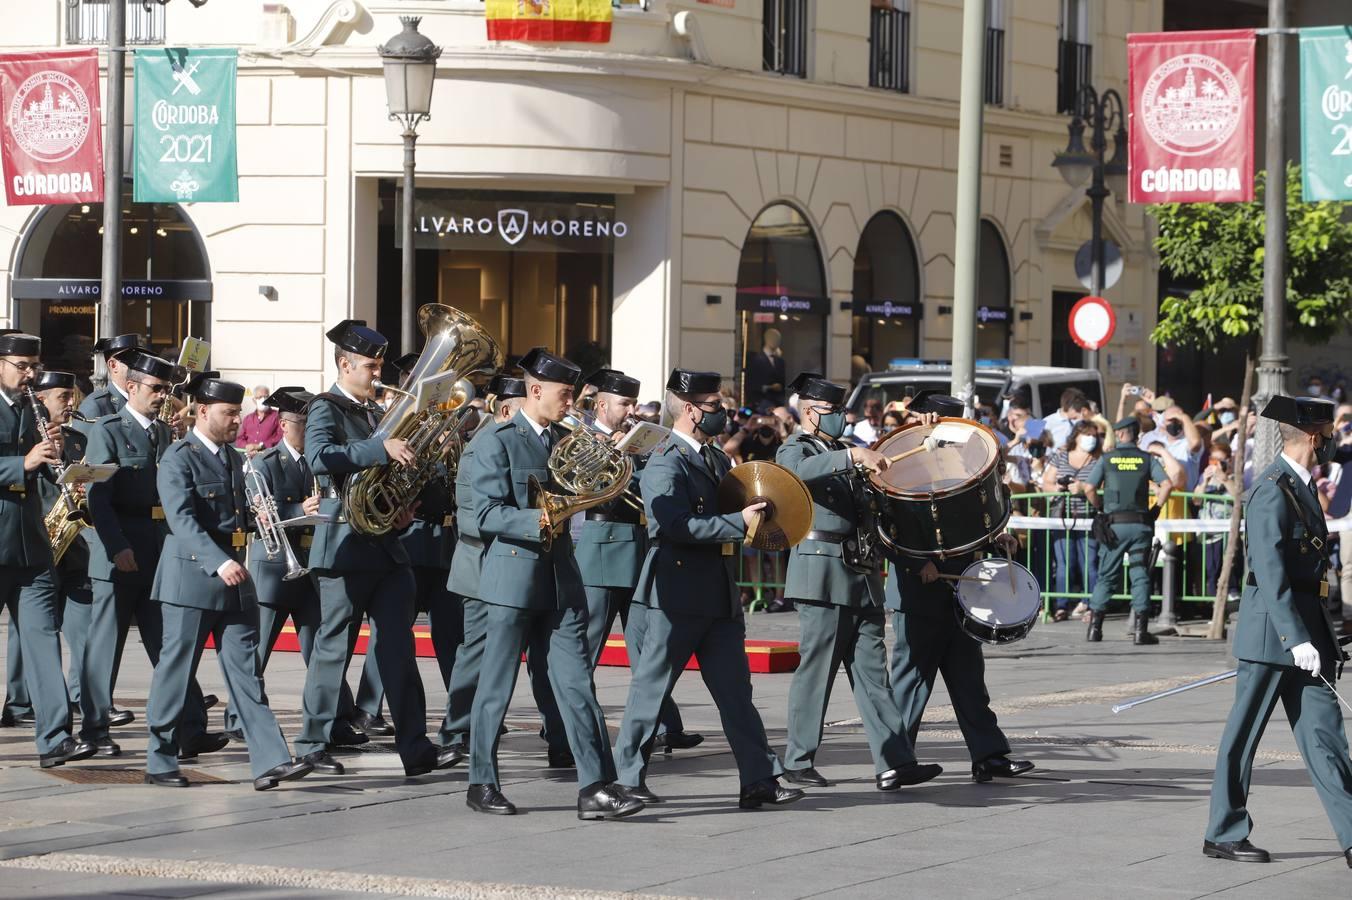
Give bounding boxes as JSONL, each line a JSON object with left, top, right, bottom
{"left": 696, "top": 406, "right": 727, "bottom": 437}
{"left": 1165, "top": 421, "right": 1184, "bottom": 438}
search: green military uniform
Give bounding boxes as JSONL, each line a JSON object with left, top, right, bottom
{"left": 295, "top": 381, "right": 436, "bottom": 769}
{"left": 778, "top": 424, "right": 919, "bottom": 778}
{"left": 466, "top": 404, "right": 616, "bottom": 788}
{"left": 1085, "top": 438, "right": 1167, "bottom": 618}
{"left": 0, "top": 371, "right": 84, "bottom": 761}
{"left": 1206, "top": 397, "right": 1352, "bottom": 858}
{"left": 81, "top": 354, "right": 207, "bottom": 746}
{"left": 36, "top": 418, "right": 90, "bottom": 708}
{"left": 75, "top": 334, "right": 141, "bottom": 428}
{"left": 145, "top": 424, "right": 297, "bottom": 780}
{"left": 613, "top": 398, "right": 784, "bottom": 792}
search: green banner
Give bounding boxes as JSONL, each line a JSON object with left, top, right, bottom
{"left": 1300, "top": 26, "right": 1352, "bottom": 201}
{"left": 133, "top": 48, "right": 237, "bottom": 203}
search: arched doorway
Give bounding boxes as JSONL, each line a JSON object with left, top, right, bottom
{"left": 734, "top": 202, "right": 828, "bottom": 409}
{"left": 852, "top": 211, "right": 922, "bottom": 374}
{"left": 976, "top": 219, "right": 1012, "bottom": 361}
{"left": 11, "top": 182, "right": 212, "bottom": 379}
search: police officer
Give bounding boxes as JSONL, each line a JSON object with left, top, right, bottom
{"left": 464, "top": 348, "right": 639, "bottom": 820}
{"left": 0, "top": 333, "right": 93, "bottom": 768}
{"left": 778, "top": 373, "right": 942, "bottom": 791}
{"left": 575, "top": 368, "right": 700, "bottom": 752}
{"left": 1083, "top": 415, "right": 1174, "bottom": 644}
{"left": 77, "top": 334, "right": 143, "bottom": 422}
{"left": 143, "top": 376, "right": 314, "bottom": 791}
{"left": 34, "top": 371, "right": 93, "bottom": 719}
{"left": 1204, "top": 396, "right": 1352, "bottom": 868}
{"left": 294, "top": 320, "right": 456, "bottom": 778}
{"left": 612, "top": 369, "right": 802, "bottom": 810}
{"left": 885, "top": 393, "right": 1034, "bottom": 784}
{"left": 81, "top": 351, "right": 217, "bottom": 758}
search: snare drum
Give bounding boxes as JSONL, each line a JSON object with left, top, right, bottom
{"left": 868, "top": 417, "right": 1010, "bottom": 559}
{"left": 954, "top": 557, "right": 1041, "bottom": 644}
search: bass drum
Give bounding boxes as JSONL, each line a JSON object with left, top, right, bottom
{"left": 868, "top": 417, "right": 1010, "bottom": 559}
{"left": 954, "top": 556, "right": 1041, "bottom": 645}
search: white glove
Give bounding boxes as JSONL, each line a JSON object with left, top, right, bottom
{"left": 1290, "top": 641, "right": 1321, "bottom": 676}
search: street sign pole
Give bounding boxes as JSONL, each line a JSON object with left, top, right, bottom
{"left": 1254, "top": 0, "right": 1289, "bottom": 470}
{"left": 949, "top": 0, "right": 986, "bottom": 415}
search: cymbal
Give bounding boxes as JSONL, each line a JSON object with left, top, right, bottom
{"left": 717, "top": 460, "right": 813, "bottom": 551}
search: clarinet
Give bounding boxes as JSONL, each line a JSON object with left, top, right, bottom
{"left": 24, "top": 386, "right": 77, "bottom": 508}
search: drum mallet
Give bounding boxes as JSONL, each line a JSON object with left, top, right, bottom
{"left": 887, "top": 436, "right": 939, "bottom": 464}
{"left": 935, "top": 572, "right": 989, "bottom": 584}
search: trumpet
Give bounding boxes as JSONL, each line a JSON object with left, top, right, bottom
{"left": 241, "top": 454, "right": 308, "bottom": 581}
{"left": 25, "top": 387, "right": 90, "bottom": 564}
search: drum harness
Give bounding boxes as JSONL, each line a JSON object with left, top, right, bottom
{"left": 800, "top": 433, "right": 880, "bottom": 575}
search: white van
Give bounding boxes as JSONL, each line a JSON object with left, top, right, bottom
{"left": 845, "top": 360, "right": 1106, "bottom": 420}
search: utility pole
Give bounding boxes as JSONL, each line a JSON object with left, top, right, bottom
{"left": 95, "top": 0, "right": 126, "bottom": 389}
{"left": 949, "top": 0, "right": 986, "bottom": 413}
{"left": 1253, "top": 0, "right": 1288, "bottom": 469}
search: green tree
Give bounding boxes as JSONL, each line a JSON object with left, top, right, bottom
{"left": 1150, "top": 163, "right": 1352, "bottom": 349}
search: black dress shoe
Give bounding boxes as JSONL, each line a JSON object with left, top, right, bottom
{"left": 972, "top": 756, "right": 1034, "bottom": 783}
{"left": 223, "top": 728, "right": 245, "bottom": 743}
{"left": 143, "top": 771, "right": 189, "bottom": 788}
{"left": 656, "top": 731, "right": 705, "bottom": 752}
{"left": 0, "top": 710, "right": 14, "bottom": 727}
{"left": 738, "top": 778, "right": 805, "bottom": 809}
{"left": 327, "top": 719, "right": 369, "bottom": 747}
{"left": 1344, "top": 847, "right": 1351, "bottom": 869}
{"left": 436, "top": 744, "right": 467, "bottom": 769}
{"left": 467, "top": 783, "right": 517, "bottom": 815}
{"left": 578, "top": 783, "right": 645, "bottom": 821}
{"left": 402, "top": 742, "right": 465, "bottom": 777}
{"left": 202, "top": 694, "right": 219, "bottom": 711}
{"left": 877, "top": 762, "right": 943, "bottom": 791}
{"left": 614, "top": 783, "right": 662, "bottom": 804}
{"left": 93, "top": 737, "right": 121, "bottom": 758}
{"left": 14, "top": 709, "right": 35, "bottom": 724}
{"left": 1087, "top": 610, "right": 1104, "bottom": 642}
{"left": 108, "top": 707, "right": 135, "bottom": 727}
{"left": 352, "top": 710, "right": 394, "bottom": 737}
{"left": 39, "top": 737, "right": 97, "bottom": 769}
{"left": 547, "top": 748, "right": 576, "bottom": 769}
{"left": 300, "top": 750, "right": 345, "bottom": 775}
{"left": 782, "top": 766, "right": 830, "bottom": 787}
{"left": 178, "top": 731, "right": 230, "bottom": 760}
{"left": 1202, "top": 839, "right": 1271, "bottom": 863}
{"left": 254, "top": 759, "right": 314, "bottom": 791}
{"left": 1133, "top": 614, "right": 1160, "bottom": 646}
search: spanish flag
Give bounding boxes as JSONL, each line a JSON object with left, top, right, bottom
{"left": 485, "top": 0, "right": 613, "bottom": 43}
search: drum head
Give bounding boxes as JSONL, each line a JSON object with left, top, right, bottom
{"left": 955, "top": 558, "right": 1041, "bottom": 626}
{"left": 868, "top": 418, "right": 1001, "bottom": 498}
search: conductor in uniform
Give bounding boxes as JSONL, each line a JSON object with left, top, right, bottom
{"left": 1204, "top": 395, "right": 1352, "bottom": 868}
{"left": 575, "top": 368, "right": 699, "bottom": 752}
{"left": 143, "top": 376, "right": 313, "bottom": 791}
{"left": 1082, "top": 416, "right": 1174, "bottom": 645}
{"left": 464, "top": 348, "right": 640, "bottom": 820}
{"left": 777, "top": 373, "right": 942, "bottom": 791}
{"left": 612, "top": 368, "right": 802, "bottom": 809}
{"left": 885, "top": 392, "right": 1033, "bottom": 784}
{"left": 295, "top": 320, "right": 456, "bottom": 778}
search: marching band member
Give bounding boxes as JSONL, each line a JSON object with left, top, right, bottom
{"left": 464, "top": 348, "right": 639, "bottom": 819}
{"left": 82, "top": 351, "right": 217, "bottom": 759}
{"left": 575, "top": 368, "right": 700, "bottom": 751}
{"left": 884, "top": 393, "right": 1033, "bottom": 784}
{"left": 34, "top": 371, "right": 93, "bottom": 722}
{"left": 143, "top": 376, "right": 313, "bottom": 791}
{"left": 0, "top": 334, "right": 92, "bottom": 767}
{"left": 293, "top": 320, "right": 456, "bottom": 778}
{"left": 612, "top": 368, "right": 802, "bottom": 810}
{"left": 77, "top": 334, "right": 143, "bottom": 422}
{"left": 777, "top": 373, "right": 942, "bottom": 791}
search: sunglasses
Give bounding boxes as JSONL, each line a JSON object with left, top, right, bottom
{"left": 130, "top": 379, "right": 171, "bottom": 395}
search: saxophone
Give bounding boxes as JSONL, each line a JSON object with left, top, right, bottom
{"left": 26, "top": 388, "right": 90, "bottom": 564}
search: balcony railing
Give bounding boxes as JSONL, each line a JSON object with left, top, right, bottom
{"left": 869, "top": 7, "right": 910, "bottom": 93}
{"left": 1057, "top": 39, "right": 1093, "bottom": 114}
{"left": 984, "top": 26, "right": 1004, "bottom": 105}
{"left": 763, "top": 0, "right": 808, "bottom": 78}
{"left": 66, "top": 0, "right": 166, "bottom": 45}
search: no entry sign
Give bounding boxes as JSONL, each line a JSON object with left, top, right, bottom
{"left": 1069, "top": 296, "right": 1116, "bottom": 351}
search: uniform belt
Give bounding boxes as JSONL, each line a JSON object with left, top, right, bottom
{"left": 804, "top": 530, "right": 849, "bottom": 543}
{"left": 1246, "top": 572, "right": 1329, "bottom": 598}
{"left": 113, "top": 504, "right": 165, "bottom": 520}
{"left": 1107, "top": 511, "right": 1151, "bottom": 526}
{"left": 458, "top": 534, "right": 484, "bottom": 549}
{"left": 585, "top": 510, "right": 643, "bottom": 524}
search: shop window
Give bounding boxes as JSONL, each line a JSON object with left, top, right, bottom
{"left": 852, "top": 211, "right": 921, "bottom": 377}
{"left": 976, "top": 219, "right": 1011, "bottom": 360}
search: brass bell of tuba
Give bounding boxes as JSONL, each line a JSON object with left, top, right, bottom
{"left": 529, "top": 409, "right": 635, "bottom": 552}
{"left": 343, "top": 304, "right": 503, "bottom": 535}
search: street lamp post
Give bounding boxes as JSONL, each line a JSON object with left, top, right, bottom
{"left": 1052, "top": 84, "right": 1128, "bottom": 373}
{"left": 378, "top": 16, "right": 441, "bottom": 355}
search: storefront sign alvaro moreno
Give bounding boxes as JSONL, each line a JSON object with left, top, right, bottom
{"left": 398, "top": 193, "right": 628, "bottom": 253}
{"left": 0, "top": 49, "right": 104, "bottom": 205}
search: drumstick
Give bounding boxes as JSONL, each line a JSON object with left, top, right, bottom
{"left": 745, "top": 508, "right": 764, "bottom": 544}
{"left": 887, "top": 436, "right": 939, "bottom": 464}
{"left": 935, "top": 573, "right": 989, "bottom": 584}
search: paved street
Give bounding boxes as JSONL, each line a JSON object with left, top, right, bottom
{"left": 1, "top": 611, "right": 1350, "bottom": 899}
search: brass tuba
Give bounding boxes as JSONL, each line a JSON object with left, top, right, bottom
{"left": 343, "top": 304, "right": 502, "bottom": 535}
{"left": 530, "top": 410, "right": 635, "bottom": 551}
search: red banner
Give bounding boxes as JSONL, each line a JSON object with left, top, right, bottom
{"left": 1128, "top": 29, "right": 1255, "bottom": 204}
{"left": 0, "top": 49, "right": 104, "bottom": 207}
